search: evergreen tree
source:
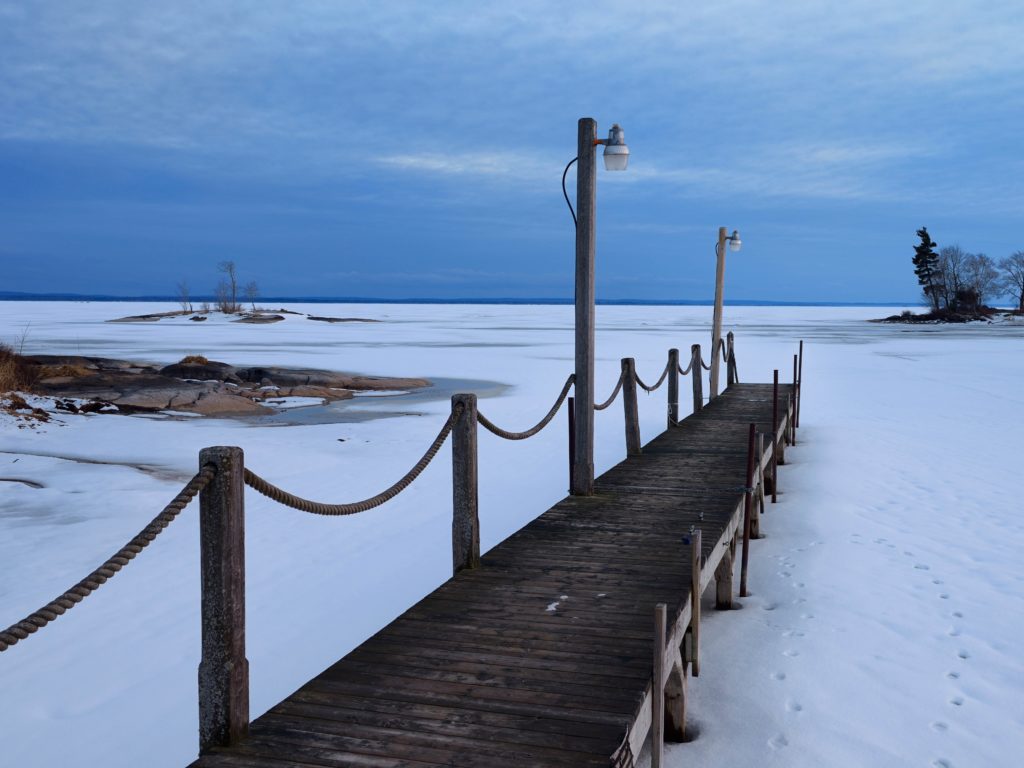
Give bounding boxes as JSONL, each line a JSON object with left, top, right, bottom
{"left": 912, "top": 227, "right": 941, "bottom": 311}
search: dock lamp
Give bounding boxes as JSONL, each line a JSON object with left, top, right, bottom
{"left": 563, "top": 118, "right": 630, "bottom": 496}
{"left": 710, "top": 227, "right": 742, "bottom": 399}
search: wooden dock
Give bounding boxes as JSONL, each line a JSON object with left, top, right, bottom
{"left": 188, "top": 381, "right": 796, "bottom": 768}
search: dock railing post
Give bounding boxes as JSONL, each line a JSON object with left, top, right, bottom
{"left": 652, "top": 602, "right": 667, "bottom": 768}
{"left": 726, "top": 331, "right": 736, "bottom": 387}
{"left": 740, "top": 424, "right": 756, "bottom": 597}
{"left": 751, "top": 433, "right": 763, "bottom": 539}
{"left": 451, "top": 394, "right": 480, "bottom": 574}
{"left": 689, "top": 528, "right": 701, "bottom": 676}
{"left": 667, "top": 348, "right": 679, "bottom": 428}
{"left": 771, "top": 369, "right": 779, "bottom": 504}
{"left": 690, "top": 344, "right": 703, "bottom": 413}
{"left": 796, "top": 340, "right": 803, "bottom": 427}
{"left": 622, "top": 358, "right": 642, "bottom": 456}
{"left": 198, "top": 446, "right": 249, "bottom": 753}
{"left": 567, "top": 396, "right": 576, "bottom": 493}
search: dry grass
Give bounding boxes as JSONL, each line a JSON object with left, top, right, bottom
{"left": 179, "top": 354, "right": 210, "bottom": 365}
{"left": 0, "top": 344, "right": 38, "bottom": 394}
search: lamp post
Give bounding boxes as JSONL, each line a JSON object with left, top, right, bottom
{"left": 570, "top": 118, "right": 629, "bottom": 496}
{"left": 709, "top": 226, "right": 742, "bottom": 399}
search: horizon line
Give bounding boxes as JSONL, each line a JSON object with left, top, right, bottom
{"left": 0, "top": 291, "right": 917, "bottom": 307}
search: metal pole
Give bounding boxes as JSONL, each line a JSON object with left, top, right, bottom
{"left": 709, "top": 226, "right": 727, "bottom": 399}
{"left": 572, "top": 117, "right": 598, "bottom": 495}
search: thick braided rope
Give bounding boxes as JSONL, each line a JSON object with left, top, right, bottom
{"left": 594, "top": 370, "right": 625, "bottom": 411}
{"left": 244, "top": 408, "right": 458, "bottom": 515}
{"left": 700, "top": 356, "right": 713, "bottom": 371}
{"left": 0, "top": 466, "right": 215, "bottom": 653}
{"left": 634, "top": 359, "right": 671, "bottom": 393}
{"left": 678, "top": 358, "right": 694, "bottom": 376}
{"left": 477, "top": 374, "right": 574, "bottom": 441}
{"left": 719, "top": 338, "right": 729, "bottom": 362}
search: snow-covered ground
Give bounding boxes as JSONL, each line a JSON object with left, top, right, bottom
{"left": 1, "top": 302, "right": 1022, "bottom": 767}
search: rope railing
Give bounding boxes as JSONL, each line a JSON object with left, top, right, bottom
{"left": 244, "top": 406, "right": 459, "bottom": 515}
{"left": 594, "top": 370, "right": 626, "bottom": 411}
{"left": 634, "top": 359, "right": 672, "bottom": 393}
{"left": 0, "top": 466, "right": 216, "bottom": 653}
{"left": 678, "top": 358, "right": 695, "bottom": 376}
{"left": 477, "top": 374, "right": 575, "bottom": 441}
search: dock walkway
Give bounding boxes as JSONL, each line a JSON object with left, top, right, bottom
{"left": 190, "top": 381, "right": 796, "bottom": 768}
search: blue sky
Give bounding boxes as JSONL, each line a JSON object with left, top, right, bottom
{"left": 1, "top": 1, "right": 1022, "bottom": 301}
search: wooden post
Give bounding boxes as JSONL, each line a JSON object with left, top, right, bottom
{"left": 709, "top": 226, "right": 727, "bottom": 399}
{"left": 572, "top": 117, "right": 598, "bottom": 496}
{"left": 198, "top": 446, "right": 249, "bottom": 752}
{"left": 652, "top": 603, "right": 667, "bottom": 768}
{"left": 788, "top": 393, "right": 796, "bottom": 447}
{"left": 726, "top": 331, "right": 736, "bottom": 387}
{"left": 664, "top": 657, "right": 688, "bottom": 743}
{"left": 740, "top": 424, "right": 755, "bottom": 597}
{"left": 667, "top": 348, "right": 680, "bottom": 428}
{"left": 715, "top": 545, "right": 733, "bottom": 609}
{"left": 622, "top": 358, "right": 641, "bottom": 456}
{"left": 771, "top": 369, "right": 779, "bottom": 504}
{"left": 689, "top": 528, "right": 701, "bottom": 677}
{"left": 567, "top": 396, "right": 575, "bottom": 493}
{"left": 451, "top": 394, "right": 480, "bottom": 574}
{"left": 792, "top": 352, "right": 799, "bottom": 436}
{"left": 690, "top": 344, "right": 703, "bottom": 413}
{"left": 751, "top": 433, "right": 762, "bottom": 539}
{"left": 796, "top": 340, "right": 803, "bottom": 427}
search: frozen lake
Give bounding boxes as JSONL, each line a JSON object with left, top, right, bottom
{"left": 1, "top": 301, "right": 1022, "bottom": 767}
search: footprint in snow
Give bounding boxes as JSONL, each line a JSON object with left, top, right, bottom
{"left": 952, "top": 611, "right": 963, "bottom": 618}
{"left": 930, "top": 721, "right": 948, "bottom": 732}
{"left": 946, "top": 671, "right": 960, "bottom": 680}
{"left": 914, "top": 564, "right": 930, "bottom": 570}
{"left": 949, "top": 696, "right": 964, "bottom": 707}
{"left": 785, "top": 699, "right": 803, "bottom": 712}
{"left": 939, "top": 593, "right": 950, "bottom": 600}
{"left": 947, "top": 627, "right": 961, "bottom": 637}
{"left": 768, "top": 733, "right": 789, "bottom": 749}
{"left": 933, "top": 760, "right": 953, "bottom": 768}
{"left": 762, "top": 602, "right": 779, "bottom": 611}
{"left": 932, "top": 579, "right": 944, "bottom": 585}
{"left": 783, "top": 649, "right": 800, "bottom": 657}
{"left": 957, "top": 649, "right": 969, "bottom": 660}
{"left": 771, "top": 671, "right": 786, "bottom": 681}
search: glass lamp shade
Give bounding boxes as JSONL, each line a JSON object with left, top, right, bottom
{"left": 603, "top": 123, "right": 629, "bottom": 171}
{"left": 728, "top": 230, "right": 742, "bottom": 252}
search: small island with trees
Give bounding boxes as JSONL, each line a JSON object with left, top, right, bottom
{"left": 881, "top": 227, "right": 1024, "bottom": 322}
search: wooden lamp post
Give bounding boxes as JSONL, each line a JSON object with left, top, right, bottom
{"left": 709, "top": 227, "right": 741, "bottom": 399}
{"left": 570, "top": 118, "right": 629, "bottom": 495}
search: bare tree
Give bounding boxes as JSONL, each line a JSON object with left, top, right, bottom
{"left": 936, "top": 245, "right": 967, "bottom": 310}
{"left": 176, "top": 280, "right": 193, "bottom": 313}
{"left": 244, "top": 280, "right": 259, "bottom": 311}
{"left": 962, "top": 253, "right": 1000, "bottom": 308}
{"left": 217, "top": 261, "right": 239, "bottom": 313}
{"left": 215, "top": 281, "right": 232, "bottom": 313}
{"left": 999, "top": 251, "right": 1024, "bottom": 313}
